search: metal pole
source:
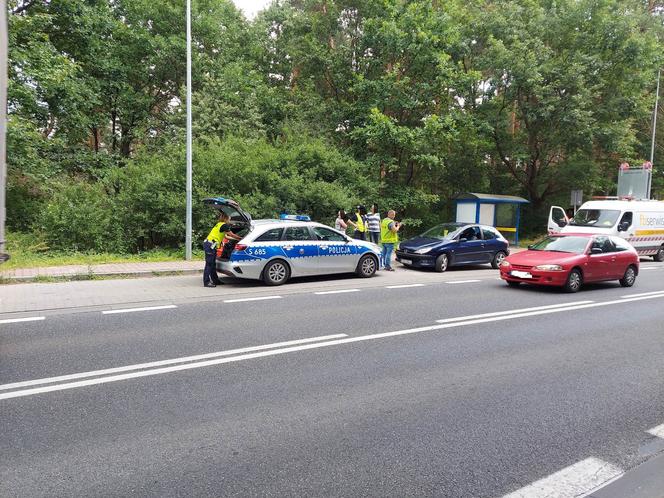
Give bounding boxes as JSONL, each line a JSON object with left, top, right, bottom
{"left": 0, "top": 2, "right": 8, "bottom": 262}
{"left": 651, "top": 69, "right": 660, "bottom": 166}
{"left": 185, "top": 0, "right": 192, "bottom": 260}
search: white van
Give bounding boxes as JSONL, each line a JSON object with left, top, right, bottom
{"left": 548, "top": 199, "right": 664, "bottom": 261}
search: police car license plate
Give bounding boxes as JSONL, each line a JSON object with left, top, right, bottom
{"left": 510, "top": 270, "right": 532, "bottom": 279}
{"left": 400, "top": 259, "right": 412, "bottom": 265}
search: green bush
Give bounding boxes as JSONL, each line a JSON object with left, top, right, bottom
{"left": 36, "top": 181, "right": 124, "bottom": 252}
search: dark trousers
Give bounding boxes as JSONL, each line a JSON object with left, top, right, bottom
{"left": 203, "top": 241, "right": 220, "bottom": 285}
{"left": 353, "top": 231, "right": 366, "bottom": 241}
{"left": 369, "top": 231, "right": 380, "bottom": 244}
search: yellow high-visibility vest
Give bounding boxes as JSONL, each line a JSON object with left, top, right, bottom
{"left": 381, "top": 218, "right": 398, "bottom": 244}
{"left": 355, "top": 212, "right": 366, "bottom": 232}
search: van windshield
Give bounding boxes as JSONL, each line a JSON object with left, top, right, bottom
{"left": 569, "top": 209, "right": 620, "bottom": 228}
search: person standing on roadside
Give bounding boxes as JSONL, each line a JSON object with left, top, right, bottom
{"left": 380, "top": 210, "right": 401, "bottom": 271}
{"left": 366, "top": 204, "right": 381, "bottom": 245}
{"left": 203, "top": 212, "right": 239, "bottom": 288}
{"left": 335, "top": 209, "right": 348, "bottom": 233}
{"left": 347, "top": 205, "right": 368, "bottom": 240}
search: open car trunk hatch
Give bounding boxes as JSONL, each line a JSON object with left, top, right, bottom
{"left": 203, "top": 197, "right": 252, "bottom": 226}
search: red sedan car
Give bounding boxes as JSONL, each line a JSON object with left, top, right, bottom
{"left": 500, "top": 234, "right": 639, "bottom": 292}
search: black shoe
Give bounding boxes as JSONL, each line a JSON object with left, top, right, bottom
{"left": 213, "top": 280, "right": 223, "bottom": 285}
{"left": 204, "top": 282, "right": 217, "bottom": 288}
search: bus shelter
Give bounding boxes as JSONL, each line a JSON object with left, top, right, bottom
{"left": 455, "top": 193, "right": 529, "bottom": 245}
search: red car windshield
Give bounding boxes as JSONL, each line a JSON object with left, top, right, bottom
{"left": 530, "top": 236, "right": 589, "bottom": 254}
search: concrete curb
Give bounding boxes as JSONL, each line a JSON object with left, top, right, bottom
{"left": 1, "top": 268, "right": 202, "bottom": 283}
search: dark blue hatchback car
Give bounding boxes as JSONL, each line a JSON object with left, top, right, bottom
{"left": 395, "top": 223, "right": 510, "bottom": 272}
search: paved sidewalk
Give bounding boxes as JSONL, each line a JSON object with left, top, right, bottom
{"left": 1, "top": 260, "right": 202, "bottom": 281}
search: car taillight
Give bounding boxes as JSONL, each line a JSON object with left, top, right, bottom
{"left": 234, "top": 244, "right": 247, "bottom": 251}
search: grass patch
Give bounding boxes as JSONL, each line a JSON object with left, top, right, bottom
{"left": 2, "top": 232, "right": 204, "bottom": 270}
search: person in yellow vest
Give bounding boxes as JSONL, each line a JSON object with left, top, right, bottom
{"left": 380, "top": 210, "right": 401, "bottom": 271}
{"left": 203, "top": 212, "right": 240, "bottom": 287}
{"left": 347, "top": 205, "right": 368, "bottom": 240}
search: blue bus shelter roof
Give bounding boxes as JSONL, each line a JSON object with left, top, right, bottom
{"left": 455, "top": 193, "right": 530, "bottom": 204}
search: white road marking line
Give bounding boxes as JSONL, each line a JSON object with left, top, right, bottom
{"left": 102, "top": 305, "right": 177, "bottom": 315}
{"left": 223, "top": 296, "right": 282, "bottom": 303}
{"left": 639, "top": 267, "right": 657, "bottom": 270}
{"left": 0, "top": 316, "right": 45, "bottom": 325}
{"left": 386, "top": 284, "right": 425, "bottom": 289}
{"left": 620, "top": 290, "right": 664, "bottom": 299}
{"left": 446, "top": 279, "right": 481, "bottom": 284}
{"left": 3, "top": 293, "right": 664, "bottom": 400}
{"left": 0, "top": 334, "right": 348, "bottom": 392}
{"left": 437, "top": 301, "right": 594, "bottom": 323}
{"left": 647, "top": 423, "right": 664, "bottom": 438}
{"left": 502, "top": 457, "right": 623, "bottom": 498}
{"left": 314, "top": 289, "right": 360, "bottom": 295}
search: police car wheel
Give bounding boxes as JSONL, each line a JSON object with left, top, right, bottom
{"left": 356, "top": 255, "right": 377, "bottom": 278}
{"left": 263, "top": 260, "right": 290, "bottom": 286}
{"left": 654, "top": 246, "right": 664, "bottom": 262}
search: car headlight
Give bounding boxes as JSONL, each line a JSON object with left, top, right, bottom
{"left": 500, "top": 260, "right": 511, "bottom": 268}
{"left": 414, "top": 247, "right": 432, "bottom": 254}
{"left": 533, "top": 264, "right": 563, "bottom": 271}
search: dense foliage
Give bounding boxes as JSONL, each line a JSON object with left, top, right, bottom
{"left": 6, "top": 0, "right": 664, "bottom": 251}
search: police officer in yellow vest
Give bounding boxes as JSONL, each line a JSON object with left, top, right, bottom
{"left": 348, "top": 205, "right": 368, "bottom": 240}
{"left": 203, "top": 213, "right": 239, "bottom": 287}
{"left": 380, "top": 210, "right": 401, "bottom": 271}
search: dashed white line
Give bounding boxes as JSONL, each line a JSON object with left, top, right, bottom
{"left": 437, "top": 301, "right": 594, "bottom": 324}
{"left": 314, "top": 289, "right": 360, "bottom": 295}
{"left": 102, "top": 305, "right": 177, "bottom": 315}
{"left": 3, "top": 292, "right": 664, "bottom": 400}
{"left": 502, "top": 457, "right": 623, "bottom": 498}
{"left": 446, "top": 279, "right": 481, "bottom": 284}
{"left": 620, "top": 290, "right": 664, "bottom": 299}
{"left": 647, "top": 423, "right": 664, "bottom": 438}
{"left": 0, "top": 316, "right": 46, "bottom": 325}
{"left": 386, "top": 284, "right": 425, "bottom": 289}
{"left": 0, "top": 334, "right": 348, "bottom": 393}
{"left": 224, "top": 296, "right": 282, "bottom": 303}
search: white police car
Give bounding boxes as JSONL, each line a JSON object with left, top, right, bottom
{"left": 204, "top": 197, "right": 381, "bottom": 286}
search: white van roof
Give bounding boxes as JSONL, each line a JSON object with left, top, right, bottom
{"left": 579, "top": 199, "right": 664, "bottom": 211}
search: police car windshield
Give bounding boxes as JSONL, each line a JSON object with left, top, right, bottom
{"left": 420, "top": 224, "right": 462, "bottom": 240}
{"left": 569, "top": 209, "right": 619, "bottom": 228}
{"left": 529, "top": 236, "right": 590, "bottom": 254}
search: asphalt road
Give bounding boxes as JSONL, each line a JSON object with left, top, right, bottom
{"left": 2, "top": 264, "right": 664, "bottom": 497}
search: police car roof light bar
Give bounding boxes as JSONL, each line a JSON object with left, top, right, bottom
{"left": 279, "top": 214, "right": 311, "bottom": 221}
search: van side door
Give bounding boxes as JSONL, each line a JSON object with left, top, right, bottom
{"left": 548, "top": 206, "right": 569, "bottom": 234}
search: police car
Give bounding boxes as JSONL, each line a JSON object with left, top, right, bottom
{"left": 204, "top": 198, "right": 381, "bottom": 286}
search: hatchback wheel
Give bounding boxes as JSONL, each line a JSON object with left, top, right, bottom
{"left": 491, "top": 251, "right": 507, "bottom": 269}
{"left": 619, "top": 265, "right": 637, "bottom": 287}
{"left": 263, "top": 260, "right": 290, "bottom": 286}
{"left": 654, "top": 246, "right": 664, "bottom": 262}
{"left": 564, "top": 269, "right": 582, "bottom": 293}
{"left": 356, "top": 254, "right": 377, "bottom": 278}
{"left": 434, "top": 253, "right": 449, "bottom": 272}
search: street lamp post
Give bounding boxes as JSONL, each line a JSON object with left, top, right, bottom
{"left": 185, "top": 0, "right": 193, "bottom": 261}
{"left": 651, "top": 68, "right": 660, "bottom": 166}
{"left": 0, "top": 2, "right": 8, "bottom": 263}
